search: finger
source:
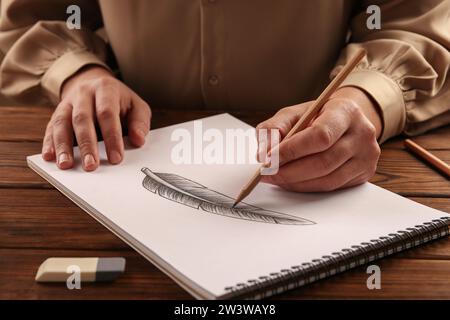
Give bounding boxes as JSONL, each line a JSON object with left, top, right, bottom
{"left": 51, "top": 103, "right": 74, "bottom": 170}
{"left": 341, "top": 172, "right": 371, "bottom": 189}
{"left": 256, "top": 104, "right": 311, "bottom": 138}
{"left": 256, "top": 129, "right": 268, "bottom": 163}
{"left": 268, "top": 159, "right": 361, "bottom": 192}
{"left": 127, "top": 94, "right": 151, "bottom": 147}
{"left": 42, "top": 122, "right": 55, "bottom": 161}
{"left": 274, "top": 99, "right": 355, "bottom": 165}
{"left": 72, "top": 91, "right": 99, "bottom": 171}
{"left": 255, "top": 127, "right": 281, "bottom": 163}
{"left": 261, "top": 135, "right": 354, "bottom": 184}
{"left": 341, "top": 153, "right": 379, "bottom": 189}
{"left": 256, "top": 103, "right": 311, "bottom": 162}
{"left": 95, "top": 86, "right": 123, "bottom": 164}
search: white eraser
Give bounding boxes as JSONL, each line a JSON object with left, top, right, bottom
{"left": 35, "top": 257, "right": 126, "bottom": 282}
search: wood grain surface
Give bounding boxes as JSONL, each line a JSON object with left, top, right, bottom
{"left": 1, "top": 105, "right": 449, "bottom": 300}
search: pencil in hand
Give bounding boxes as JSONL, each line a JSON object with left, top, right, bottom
{"left": 232, "top": 48, "right": 367, "bottom": 207}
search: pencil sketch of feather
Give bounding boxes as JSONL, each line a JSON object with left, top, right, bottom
{"left": 141, "top": 167, "right": 315, "bottom": 225}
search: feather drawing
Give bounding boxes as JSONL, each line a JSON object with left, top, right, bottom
{"left": 141, "top": 167, "right": 315, "bottom": 225}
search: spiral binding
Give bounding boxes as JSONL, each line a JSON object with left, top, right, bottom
{"left": 223, "top": 216, "right": 450, "bottom": 299}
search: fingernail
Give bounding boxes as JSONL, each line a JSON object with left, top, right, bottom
{"left": 109, "top": 151, "right": 122, "bottom": 164}
{"left": 42, "top": 147, "right": 54, "bottom": 160}
{"left": 83, "top": 154, "right": 96, "bottom": 169}
{"left": 58, "top": 153, "right": 69, "bottom": 165}
{"left": 43, "top": 146, "right": 52, "bottom": 154}
{"left": 138, "top": 129, "right": 147, "bottom": 141}
{"left": 257, "top": 136, "right": 268, "bottom": 163}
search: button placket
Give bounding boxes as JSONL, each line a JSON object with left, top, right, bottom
{"left": 200, "top": 0, "right": 226, "bottom": 108}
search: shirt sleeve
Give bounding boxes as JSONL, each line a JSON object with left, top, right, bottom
{"left": 0, "top": 0, "right": 110, "bottom": 105}
{"left": 332, "top": 0, "right": 450, "bottom": 143}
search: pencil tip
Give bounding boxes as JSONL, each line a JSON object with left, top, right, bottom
{"left": 231, "top": 202, "right": 237, "bottom": 209}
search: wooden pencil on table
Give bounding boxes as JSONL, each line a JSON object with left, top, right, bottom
{"left": 404, "top": 138, "right": 450, "bottom": 179}
{"left": 232, "top": 48, "right": 367, "bottom": 207}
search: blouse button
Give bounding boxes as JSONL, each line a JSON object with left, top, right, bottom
{"left": 208, "top": 75, "right": 219, "bottom": 86}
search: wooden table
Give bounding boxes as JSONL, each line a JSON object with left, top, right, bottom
{"left": 1, "top": 105, "right": 450, "bottom": 300}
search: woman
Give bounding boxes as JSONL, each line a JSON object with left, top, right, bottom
{"left": 0, "top": 0, "right": 449, "bottom": 192}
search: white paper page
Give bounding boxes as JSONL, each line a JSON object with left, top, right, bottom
{"left": 28, "top": 114, "right": 448, "bottom": 298}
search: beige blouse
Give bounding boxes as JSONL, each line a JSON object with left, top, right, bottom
{"left": 0, "top": 0, "right": 449, "bottom": 142}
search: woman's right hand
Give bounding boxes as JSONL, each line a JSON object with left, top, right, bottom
{"left": 42, "top": 66, "right": 151, "bottom": 171}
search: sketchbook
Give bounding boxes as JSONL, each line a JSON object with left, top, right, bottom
{"left": 27, "top": 113, "right": 449, "bottom": 299}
